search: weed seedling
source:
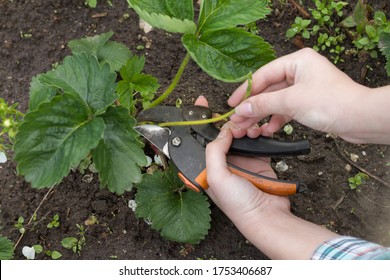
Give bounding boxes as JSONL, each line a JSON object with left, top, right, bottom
{"left": 286, "top": 0, "right": 348, "bottom": 64}
{"left": 286, "top": 17, "right": 312, "bottom": 39}
{"left": 342, "top": 1, "right": 390, "bottom": 59}
{"left": 348, "top": 172, "right": 369, "bottom": 191}
{"left": 61, "top": 224, "right": 87, "bottom": 255}
{"left": 47, "top": 214, "right": 60, "bottom": 229}
{"left": 14, "top": 216, "right": 25, "bottom": 234}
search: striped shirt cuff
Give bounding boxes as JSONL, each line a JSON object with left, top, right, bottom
{"left": 311, "top": 236, "right": 390, "bottom": 260}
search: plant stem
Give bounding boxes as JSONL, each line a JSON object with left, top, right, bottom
{"left": 158, "top": 73, "right": 252, "bottom": 127}
{"left": 14, "top": 186, "right": 54, "bottom": 250}
{"left": 147, "top": 53, "right": 191, "bottom": 109}
{"left": 159, "top": 108, "right": 235, "bottom": 127}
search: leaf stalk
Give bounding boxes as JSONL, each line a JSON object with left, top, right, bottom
{"left": 158, "top": 73, "right": 252, "bottom": 127}
{"left": 147, "top": 53, "right": 191, "bottom": 108}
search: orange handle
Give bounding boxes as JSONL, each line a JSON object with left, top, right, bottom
{"left": 227, "top": 166, "right": 299, "bottom": 196}
{"left": 179, "top": 165, "right": 300, "bottom": 196}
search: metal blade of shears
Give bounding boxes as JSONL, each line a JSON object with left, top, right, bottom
{"left": 134, "top": 125, "right": 171, "bottom": 158}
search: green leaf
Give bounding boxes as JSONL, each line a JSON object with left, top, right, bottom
{"left": 29, "top": 75, "right": 57, "bottom": 111}
{"left": 32, "top": 245, "right": 43, "bottom": 254}
{"left": 0, "top": 236, "right": 14, "bottom": 260}
{"left": 286, "top": 28, "right": 297, "bottom": 39}
{"left": 69, "top": 32, "right": 112, "bottom": 55}
{"left": 302, "top": 30, "right": 310, "bottom": 39}
{"left": 119, "top": 56, "right": 159, "bottom": 93}
{"left": 92, "top": 106, "right": 147, "bottom": 195}
{"left": 61, "top": 237, "right": 78, "bottom": 250}
{"left": 135, "top": 167, "right": 211, "bottom": 244}
{"left": 182, "top": 29, "right": 275, "bottom": 82}
{"left": 131, "top": 73, "right": 159, "bottom": 94}
{"left": 127, "top": 0, "right": 196, "bottom": 34}
{"left": 39, "top": 54, "right": 117, "bottom": 114}
{"left": 14, "top": 93, "right": 105, "bottom": 188}
{"left": 341, "top": 15, "right": 356, "bottom": 28}
{"left": 365, "top": 25, "right": 377, "bottom": 39}
{"left": 353, "top": 0, "right": 368, "bottom": 34}
{"left": 374, "top": 11, "right": 387, "bottom": 26}
{"left": 379, "top": 32, "right": 390, "bottom": 76}
{"left": 198, "top": 0, "right": 270, "bottom": 33}
{"left": 69, "top": 32, "right": 132, "bottom": 72}
{"left": 97, "top": 41, "right": 134, "bottom": 72}
{"left": 85, "top": 0, "right": 97, "bottom": 8}
{"left": 358, "top": 37, "right": 370, "bottom": 45}
{"left": 50, "top": 250, "right": 62, "bottom": 259}
{"left": 120, "top": 56, "right": 145, "bottom": 80}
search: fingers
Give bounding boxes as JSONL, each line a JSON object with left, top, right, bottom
{"left": 228, "top": 50, "right": 301, "bottom": 107}
{"left": 205, "top": 124, "right": 233, "bottom": 188}
{"left": 227, "top": 155, "right": 276, "bottom": 179}
{"left": 194, "top": 95, "right": 209, "bottom": 107}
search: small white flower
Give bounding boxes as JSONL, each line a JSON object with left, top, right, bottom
{"left": 22, "top": 246, "right": 35, "bottom": 260}
{"left": 0, "top": 151, "right": 6, "bottom": 163}
{"left": 128, "top": 200, "right": 137, "bottom": 212}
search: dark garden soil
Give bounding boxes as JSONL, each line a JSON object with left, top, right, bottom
{"left": 1, "top": 0, "right": 390, "bottom": 260}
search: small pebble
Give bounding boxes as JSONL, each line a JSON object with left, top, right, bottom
{"left": 350, "top": 153, "right": 359, "bottom": 162}
{"left": 275, "top": 161, "right": 289, "bottom": 172}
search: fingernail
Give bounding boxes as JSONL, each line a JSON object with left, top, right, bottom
{"left": 249, "top": 124, "right": 260, "bottom": 131}
{"left": 218, "top": 124, "right": 230, "bottom": 138}
{"left": 235, "top": 102, "right": 253, "bottom": 116}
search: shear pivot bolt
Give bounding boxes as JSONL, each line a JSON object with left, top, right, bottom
{"left": 172, "top": 137, "right": 182, "bottom": 147}
{"left": 201, "top": 114, "right": 207, "bottom": 119}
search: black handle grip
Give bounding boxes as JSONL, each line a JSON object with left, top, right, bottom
{"left": 183, "top": 105, "right": 311, "bottom": 157}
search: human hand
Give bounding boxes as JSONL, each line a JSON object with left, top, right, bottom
{"left": 194, "top": 96, "right": 290, "bottom": 231}
{"left": 229, "top": 48, "right": 374, "bottom": 144}
{"left": 196, "top": 95, "right": 338, "bottom": 259}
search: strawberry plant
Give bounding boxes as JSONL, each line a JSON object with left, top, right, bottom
{"left": 135, "top": 166, "right": 211, "bottom": 243}
{"left": 14, "top": 32, "right": 148, "bottom": 194}
{"left": 13, "top": 0, "right": 276, "bottom": 244}
{"left": 0, "top": 236, "right": 14, "bottom": 260}
{"left": 127, "top": 0, "right": 275, "bottom": 107}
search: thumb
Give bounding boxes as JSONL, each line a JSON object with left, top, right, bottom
{"left": 205, "top": 124, "right": 233, "bottom": 187}
{"left": 234, "top": 90, "right": 291, "bottom": 121}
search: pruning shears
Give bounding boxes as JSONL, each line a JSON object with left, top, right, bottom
{"left": 135, "top": 105, "right": 311, "bottom": 195}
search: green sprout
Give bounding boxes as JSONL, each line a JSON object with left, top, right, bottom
{"left": 348, "top": 172, "right": 369, "bottom": 190}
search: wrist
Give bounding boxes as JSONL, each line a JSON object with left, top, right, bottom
{"left": 230, "top": 199, "right": 338, "bottom": 259}
{"left": 340, "top": 86, "right": 390, "bottom": 145}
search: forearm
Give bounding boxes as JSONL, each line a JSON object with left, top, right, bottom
{"left": 231, "top": 207, "right": 339, "bottom": 260}
{"left": 338, "top": 85, "right": 390, "bottom": 145}
{"left": 360, "top": 85, "right": 390, "bottom": 145}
